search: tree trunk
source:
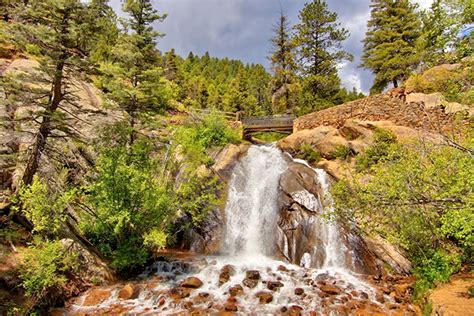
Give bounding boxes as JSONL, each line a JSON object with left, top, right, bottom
{"left": 393, "top": 79, "right": 398, "bottom": 88}
{"left": 21, "top": 57, "right": 65, "bottom": 187}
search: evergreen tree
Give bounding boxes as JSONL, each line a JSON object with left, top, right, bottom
{"left": 269, "top": 13, "right": 297, "bottom": 114}
{"left": 362, "top": 0, "right": 421, "bottom": 93}
{"left": 293, "top": 0, "right": 352, "bottom": 103}
{"left": 96, "top": 0, "right": 172, "bottom": 145}
{"left": 3, "top": 0, "right": 110, "bottom": 187}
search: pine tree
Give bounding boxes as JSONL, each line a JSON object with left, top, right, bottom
{"left": 96, "top": 0, "right": 172, "bottom": 145}
{"left": 269, "top": 13, "right": 297, "bottom": 114}
{"left": 293, "top": 0, "right": 352, "bottom": 102}
{"left": 3, "top": 0, "right": 109, "bottom": 187}
{"left": 362, "top": 0, "right": 421, "bottom": 93}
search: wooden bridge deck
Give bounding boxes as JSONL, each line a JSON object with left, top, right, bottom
{"left": 242, "top": 115, "right": 294, "bottom": 139}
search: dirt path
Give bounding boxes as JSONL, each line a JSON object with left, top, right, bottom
{"left": 430, "top": 274, "right": 474, "bottom": 316}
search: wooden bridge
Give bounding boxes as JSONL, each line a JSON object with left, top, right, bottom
{"left": 241, "top": 115, "right": 294, "bottom": 139}
{"left": 189, "top": 108, "right": 294, "bottom": 140}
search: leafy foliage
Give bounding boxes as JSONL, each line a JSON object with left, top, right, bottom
{"left": 20, "top": 238, "right": 78, "bottom": 303}
{"left": 17, "top": 175, "right": 76, "bottom": 236}
{"left": 355, "top": 128, "right": 398, "bottom": 171}
{"left": 296, "top": 143, "right": 322, "bottom": 164}
{"left": 332, "top": 139, "right": 473, "bottom": 297}
{"left": 82, "top": 129, "right": 173, "bottom": 271}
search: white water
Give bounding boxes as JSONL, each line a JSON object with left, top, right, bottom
{"left": 222, "top": 145, "right": 288, "bottom": 257}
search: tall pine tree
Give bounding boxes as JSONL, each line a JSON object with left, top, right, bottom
{"left": 293, "top": 0, "right": 352, "bottom": 106}
{"left": 3, "top": 0, "right": 109, "bottom": 188}
{"left": 269, "top": 12, "right": 298, "bottom": 114}
{"left": 96, "top": 0, "right": 173, "bottom": 145}
{"left": 362, "top": 0, "right": 421, "bottom": 93}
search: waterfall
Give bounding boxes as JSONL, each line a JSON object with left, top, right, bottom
{"left": 314, "top": 168, "right": 348, "bottom": 269}
{"left": 68, "top": 144, "right": 389, "bottom": 315}
{"left": 222, "top": 145, "right": 288, "bottom": 257}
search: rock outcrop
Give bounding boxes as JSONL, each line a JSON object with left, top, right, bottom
{"left": 276, "top": 162, "right": 381, "bottom": 275}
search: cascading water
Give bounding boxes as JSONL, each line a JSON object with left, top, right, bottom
{"left": 222, "top": 145, "right": 288, "bottom": 257}
{"left": 65, "top": 144, "right": 404, "bottom": 315}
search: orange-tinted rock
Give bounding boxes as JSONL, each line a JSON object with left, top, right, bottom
{"left": 288, "top": 305, "right": 303, "bottom": 315}
{"left": 219, "top": 265, "right": 236, "bottom": 286}
{"left": 267, "top": 280, "right": 284, "bottom": 291}
{"left": 319, "top": 284, "right": 342, "bottom": 295}
{"left": 82, "top": 289, "right": 112, "bottom": 306}
{"left": 294, "top": 288, "right": 304, "bottom": 296}
{"left": 168, "top": 287, "right": 192, "bottom": 300}
{"left": 118, "top": 283, "right": 140, "bottom": 300}
{"left": 229, "top": 284, "right": 244, "bottom": 297}
{"left": 246, "top": 270, "right": 260, "bottom": 280}
{"left": 242, "top": 278, "right": 259, "bottom": 288}
{"left": 180, "top": 277, "right": 203, "bottom": 289}
{"left": 224, "top": 302, "right": 238, "bottom": 312}
{"left": 256, "top": 291, "right": 273, "bottom": 304}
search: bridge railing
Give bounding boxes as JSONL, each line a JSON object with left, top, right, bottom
{"left": 241, "top": 115, "right": 295, "bottom": 128}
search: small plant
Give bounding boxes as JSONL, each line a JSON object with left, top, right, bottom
{"left": 331, "top": 144, "right": 353, "bottom": 160}
{"left": 297, "top": 143, "right": 322, "bottom": 163}
{"left": 20, "top": 238, "right": 78, "bottom": 304}
{"left": 468, "top": 286, "right": 474, "bottom": 298}
{"left": 356, "top": 128, "right": 398, "bottom": 171}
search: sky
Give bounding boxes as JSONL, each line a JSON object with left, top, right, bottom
{"left": 111, "top": 0, "right": 434, "bottom": 94}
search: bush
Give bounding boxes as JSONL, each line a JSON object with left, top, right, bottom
{"left": 296, "top": 143, "right": 322, "bottom": 163}
{"left": 17, "top": 175, "right": 76, "bottom": 236}
{"left": 331, "top": 144, "right": 352, "bottom": 160}
{"left": 333, "top": 140, "right": 473, "bottom": 301}
{"left": 83, "top": 137, "right": 173, "bottom": 272}
{"left": 356, "top": 128, "right": 398, "bottom": 171}
{"left": 20, "top": 238, "right": 78, "bottom": 304}
{"left": 413, "top": 251, "right": 461, "bottom": 300}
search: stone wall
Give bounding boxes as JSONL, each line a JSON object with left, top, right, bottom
{"left": 294, "top": 93, "right": 462, "bottom": 135}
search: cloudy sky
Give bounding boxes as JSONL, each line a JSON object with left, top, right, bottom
{"left": 112, "top": 0, "right": 433, "bottom": 94}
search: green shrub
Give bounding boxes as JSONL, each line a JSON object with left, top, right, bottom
{"left": 331, "top": 144, "right": 352, "bottom": 160}
{"left": 20, "top": 238, "right": 78, "bottom": 303}
{"left": 356, "top": 128, "right": 398, "bottom": 171}
{"left": 17, "top": 175, "right": 76, "bottom": 236}
{"left": 413, "top": 251, "right": 461, "bottom": 300}
{"left": 297, "top": 143, "right": 322, "bottom": 163}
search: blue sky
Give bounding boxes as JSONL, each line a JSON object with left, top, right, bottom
{"left": 111, "top": 0, "right": 433, "bottom": 94}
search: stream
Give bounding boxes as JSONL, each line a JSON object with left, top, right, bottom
{"left": 56, "top": 145, "right": 418, "bottom": 315}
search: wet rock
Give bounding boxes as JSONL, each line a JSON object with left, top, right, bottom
{"left": 180, "top": 277, "right": 203, "bottom": 289}
{"left": 277, "top": 265, "right": 289, "bottom": 272}
{"left": 246, "top": 270, "right": 260, "bottom": 280}
{"left": 256, "top": 291, "right": 273, "bottom": 304}
{"left": 242, "top": 278, "right": 259, "bottom": 288}
{"left": 118, "top": 283, "right": 140, "bottom": 300}
{"left": 82, "top": 289, "right": 112, "bottom": 306}
{"left": 267, "top": 280, "right": 284, "bottom": 291}
{"left": 219, "top": 264, "right": 236, "bottom": 286}
{"left": 360, "top": 291, "right": 369, "bottom": 299}
{"left": 229, "top": 284, "right": 244, "bottom": 297}
{"left": 319, "top": 284, "right": 342, "bottom": 296}
{"left": 193, "top": 292, "right": 210, "bottom": 304}
{"left": 375, "top": 292, "right": 385, "bottom": 303}
{"left": 294, "top": 288, "right": 304, "bottom": 296}
{"left": 280, "top": 306, "right": 288, "bottom": 313}
{"left": 168, "top": 287, "right": 192, "bottom": 300}
{"left": 288, "top": 305, "right": 303, "bottom": 315}
{"left": 224, "top": 302, "right": 238, "bottom": 312}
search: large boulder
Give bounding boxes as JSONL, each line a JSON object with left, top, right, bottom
{"left": 365, "top": 235, "right": 412, "bottom": 274}
{"left": 60, "top": 239, "right": 115, "bottom": 285}
{"left": 211, "top": 144, "right": 250, "bottom": 183}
